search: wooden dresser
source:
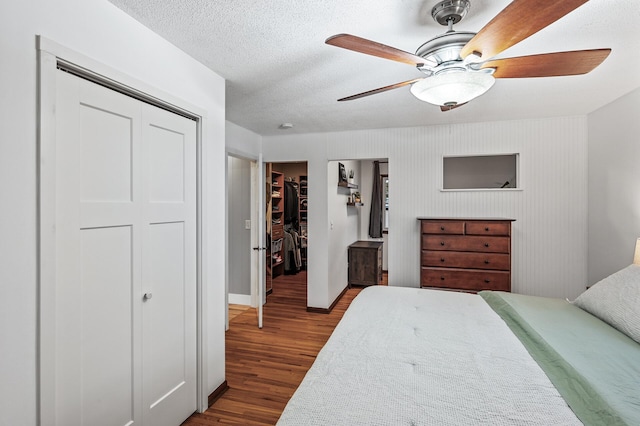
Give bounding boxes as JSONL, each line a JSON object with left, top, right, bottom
{"left": 348, "top": 241, "right": 383, "bottom": 287}
{"left": 418, "top": 218, "right": 514, "bottom": 292}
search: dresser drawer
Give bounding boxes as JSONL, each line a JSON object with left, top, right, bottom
{"left": 421, "top": 220, "right": 464, "bottom": 235}
{"left": 421, "top": 267, "right": 510, "bottom": 292}
{"left": 422, "top": 235, "right": 510, "bottom": 253}
{"left": 465, "top": 221, "right": 511, "bottom": 236}
{"left": 421, "top": 250, "right": 510, "bottom": 271}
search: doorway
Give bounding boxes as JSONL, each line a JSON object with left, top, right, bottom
{"left": 327, "top": 159, "right": 389, "bottom": 290}
{"left": 226, "top": 154, "right": 257, "bottom": 327}
{"left": 266, "top": 162, "right": 308, "bottom": 306}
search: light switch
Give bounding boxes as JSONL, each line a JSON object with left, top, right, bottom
{"left": 245, "top": 220, "right": 251, "bottom": 230}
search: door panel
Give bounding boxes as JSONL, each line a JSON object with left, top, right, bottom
{"left": 56, "top": 70, "right": 142, "bottom": 426}
{"left": 79, "top": 226, "right": 135, "bottom": 426}
{"left": 79, "top": 103, "right": 133, "bottom": 202}
{"left": 257, "top": 156, "right": 264, "bottom": 328}
{"left": 146, "top": 223, "right": 189, "bottom": 410}
{"left": 142, "top": 105, "right": 197, "bottom": 426}
{"left": 148, "top": 123, "right": 186, "bottom": 202}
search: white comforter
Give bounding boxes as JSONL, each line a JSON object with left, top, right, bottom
{"left": 277, "top": 286, "right": 581, "bottom": 425}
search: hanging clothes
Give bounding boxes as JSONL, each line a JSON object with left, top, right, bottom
{"left": 284, "top": 180, "right": 299, "bottom": 230}
{"left": 283, "top": 228, "right": 302, "bottom": 273}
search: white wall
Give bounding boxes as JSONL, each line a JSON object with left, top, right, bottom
{"left": 279, "top": 162, "right": 308, "bottom": 180}
{"left": 0, "top": 1, "right": 226, "bottom": 424}
{"left": 588, "top": 87, "right": 640, "bottom": 285}
{"left": 328, "top": 161, "right": 360, "bottom": 293}
{"left": 226, "top": 120, "right": 262, "bottom": 158}
{"left": 264, "top": 116, "right": 589, "bottom": 308}
{"left": 227, "top": 156, "right": 252, "bottom": 298}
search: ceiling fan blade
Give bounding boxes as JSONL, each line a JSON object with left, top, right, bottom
{"left": 481, "top": 49, "right": 611, "bottom": 78}
{"left": 326, "top": 34, "right": 431, "bottom": 67}
{"left": 337, "top": 78, "right": 423, "bottom": 102}
{"left": 440, "top": 103, "right": 467, "bottom": 112}
{"left": 460, "top": 0, "right": 589, "bottom": 61}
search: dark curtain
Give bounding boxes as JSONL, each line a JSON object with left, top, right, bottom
{"left": 368, "top": 161, "right": 383, "bottom": 238}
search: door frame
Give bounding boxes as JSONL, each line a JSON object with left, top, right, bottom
{"left": 37, "top": 36, "right": 210, "bottom": 421}
{"left": 224, "top": 149, "right": 263, "bottom": 329}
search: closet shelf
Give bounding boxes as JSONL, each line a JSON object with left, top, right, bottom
{"left": 347, "top": 202, "right": 364, "bottom": 207}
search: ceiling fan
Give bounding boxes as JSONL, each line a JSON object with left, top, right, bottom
{"left": 326, "top": 0, "right": 611, "bottom": 111}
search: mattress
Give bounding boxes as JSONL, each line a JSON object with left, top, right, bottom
{"left": 276, "top": 286, "right": 583, "bottom": 425}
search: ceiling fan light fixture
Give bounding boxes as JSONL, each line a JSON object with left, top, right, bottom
{"left": 410, "top": 70, "right": 494, "bottom": 106}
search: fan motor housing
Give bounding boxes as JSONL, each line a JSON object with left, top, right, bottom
{"left": 415, "top": 31, "right": 475, "bottom": 70}
{"left": 431, "top": 0, "right": 471, "bottom": 26}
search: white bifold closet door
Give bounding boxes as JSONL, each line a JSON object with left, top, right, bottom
{"left": 54, "top": 69, "right": 196, "bottom": 426}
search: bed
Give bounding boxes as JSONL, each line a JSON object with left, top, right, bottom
{"left": 277, "top": 265, "right": 640, "bottom": 425}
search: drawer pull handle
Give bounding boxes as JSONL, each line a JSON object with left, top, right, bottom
{"left": 484, "top": 279, "right": 491, "bottom": 283}
{"left": 484, "top": 243, "right": 489, "bottom": 247}
{"left": 440, "top": 226, "right": 445, "bottom": 231}
{"left": 440, "top": 258, "right": 445, "bottom": 262}
{"left": 484, "top": 260, "right": 490, "bottom": 264}
{"left": 485, "top": 227, "right": 490, "bottom": 231}
{"left": 440, "top": 241, "right": 445, "bottom": 246}
{"left": 440, "top": 276, "right": 445, "bottom": 280}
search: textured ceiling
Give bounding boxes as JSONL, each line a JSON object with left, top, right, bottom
{"left": 109, "top": 0, "right": 640, "bottom": 136}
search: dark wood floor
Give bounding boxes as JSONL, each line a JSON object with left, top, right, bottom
{"left": 182, "top": 272, "right": 388, "bottom": 425}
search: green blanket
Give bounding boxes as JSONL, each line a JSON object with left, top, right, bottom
{"left": 480, "top": 291, "right": 640, "bottom": 426}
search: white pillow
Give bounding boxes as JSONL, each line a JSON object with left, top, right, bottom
{"left": 573, "top": 264, "right": 640, "bottom": 344}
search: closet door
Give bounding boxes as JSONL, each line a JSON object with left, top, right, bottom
{"left": 53, "top": 70, "right": 196, "bottom": 426}
{"left": 141, "top": 105, "right": 197, "bottom": 426}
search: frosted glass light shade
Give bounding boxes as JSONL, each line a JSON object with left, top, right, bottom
{"left": 634, "top": 238, "right": 640, "bottom": 265}
{"left": 410, "top": 71, "right": 495, "bottom": 106}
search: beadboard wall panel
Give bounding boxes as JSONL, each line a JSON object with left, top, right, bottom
{"left": 263, "top": 116, "right": 588, "bottom": 306}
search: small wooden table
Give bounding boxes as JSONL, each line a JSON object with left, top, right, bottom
{"left": 348, "top": 241, "right": 383, "bottom": 287}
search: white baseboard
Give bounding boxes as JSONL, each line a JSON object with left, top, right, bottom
{"left": 228, "top": 293, "right": 251, "bottom": 305}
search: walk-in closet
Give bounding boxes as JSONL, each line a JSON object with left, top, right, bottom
{"left": 266, "top": 162, "right": 308, "bottom": 299}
